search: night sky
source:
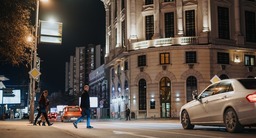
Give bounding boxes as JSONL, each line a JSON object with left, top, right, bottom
{"left": 0, "top": 0, "right": 106, "bottom": 93}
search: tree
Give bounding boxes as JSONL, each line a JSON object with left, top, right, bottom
{"left": 0, "top": 0, "right": 35, "bottom": 65}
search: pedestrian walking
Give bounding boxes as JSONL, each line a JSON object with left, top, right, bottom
{"left": 37, "top": 98, "right": 50, "bottom": 126}
{"left": 73, "top": 85, "right": 93, "bottom": 129}
{"left": 33, "top": 90, "right": 53, "bottom": 126}
{"left": 125, "top": 107, "right": 131, "bottom": 121}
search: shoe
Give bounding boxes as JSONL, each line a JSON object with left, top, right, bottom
{"left": 42, "top": 122, "right": 46, "bottom": 126}
{"left": 87, "top": 126, "right": 93, "bottom": 129}
{"left": 48, "top": 123, "right": 53, "bottom": 126}
{"left": 33, "top": 123, "right": 37, "bottom": 126}
{"left": 73, "top": 122, "right": 77, "bottom": 129}
{"left": 37, "top": 121, "right": 41, "bottom": 126}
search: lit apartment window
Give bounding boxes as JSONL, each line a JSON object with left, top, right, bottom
{"left": 244, "top": 55, "right": 255, "bottom": 66}
{"left": 145, "top": 15, "right": 154, "bottom": 40}
{"left": 245, "top": 11, "right": 256, "bottom": 42}
{"left": 185, "top": 10, "right": 196, "bottom": 36}
{"left": 138, "top": 55, "right": 147, "bottom": 67}
{"left": 165, "top": 12, "right": 174, "bottom": 37}
{"left": 145, "top": 0, "right": 153, "bottom": 5}
{"left": 186, "top": 51, "right": 197, "bottom": 63}
{"left": 218, "top": 6, "right": 230, "bottom": 39}
{"left": 160, "top": 53, "right": 170, "bottom": 64}
{"left": 217, "top": 52, "right": 229, "bottom": 64}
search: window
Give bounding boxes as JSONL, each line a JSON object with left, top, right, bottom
{"left": 244, "top": 55, "right": 255, "bottom": 66}
{"left": 122, "top": 20, "right": 126, "bottom": 47}
{"left": 245, "top": 11, "right": 256, "bottom": 42}
{"left": 138, "top": 55, "right": 147, "bottom": 67}
{"left": 164, "top": 0, "right": 175, "bottom": 2}
{"left": 160, "top": 53, "right": 170, "bottom": 64}
{"left": 124, "top": 60, "right": 128, "bottom": 70}
{"left": 200, "top": 83, "right": 218, "bottom": 98}
{"left": 165, "top": 12, "right": 174, "bottom": 37}
{"left": 114, "top": 0, "right": 117, "bottom": 18}
{"left": 217, "top": 52, "right": 229, "bottom": 64}
{"left": 111, "top": 68, "right": 115, "bottom": 78}
{"left": 218, "top": 6, "right": 230, "bottom": 39}
{"left": 150, "top": 101, "right": 155, "bottom": 109}
{"left": 185, "top": 10, "right": 196, "bottom": 36}
{"left": 145, "top": 15, "right": 154, "bottom": 40}
{"left": 220, "top": 74, "right": 229, "bottom": 80}
{"left": 186, "top": 76, "right": 197, "bottom": 102}
{"left": 216, "top": 81, "right": 233, "bottom": 94}
{"left": 145, "top": 0, "right": 153, "bottom": 5}
{"left": 108, "top": 5, "right": 111, "bottom": 25}
{"left": 186, "top": 51, "right": 197, "bottom": 63}
{"left": 121, "top": 0, "right": 125, "bottom": 10}
{"left": 117, "top": 65, "right": 121, "bottom": 76}
{"left": 139, "top": 79, "right": 147, "bottom": 110}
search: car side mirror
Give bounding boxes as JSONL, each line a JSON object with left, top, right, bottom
{"left": 192, "top": 90, "right": 199, "bottom": 100}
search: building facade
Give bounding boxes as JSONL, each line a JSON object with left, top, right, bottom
{"left": 102, "top": 0, "right": 256, "bottom": 119}
{"left": 65, "top": 44, "right": 104, "bottom": 105}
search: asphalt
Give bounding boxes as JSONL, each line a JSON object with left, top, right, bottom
{"left": 0, "top": 118, "right": 180, "bottom": 138}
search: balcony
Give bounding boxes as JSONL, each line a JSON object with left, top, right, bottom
{"left": 132, "top": 36, "right": 198, "bottom": 50}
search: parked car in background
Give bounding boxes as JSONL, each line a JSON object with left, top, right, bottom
{"left": 180, "top": 78, "right": 256, "bottom": 133}
{"left": 48, "top": 112, "right": 58, "bottom": 119}
{"left": 61, "top": 106, "right": 82, "bottom": 122}
{"left": 22, "top": 113, "right": 29, "bottom": 119}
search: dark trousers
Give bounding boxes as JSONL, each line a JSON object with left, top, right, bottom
{"left": 34, "top": 110, "right": 50, "bottom": 125}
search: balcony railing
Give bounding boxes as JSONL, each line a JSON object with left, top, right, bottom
{"left": 132, "top": 36, "right": 198, "bottom": 50}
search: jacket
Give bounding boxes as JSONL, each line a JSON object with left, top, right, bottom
{"left": 80, "top": 90, "right": 90, "bottom": 109}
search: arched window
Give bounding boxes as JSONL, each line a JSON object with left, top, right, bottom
{"left": 112, "top": 84, "right": 115, "bottom": 98}
{"left": 186, "top": 76, "right": 197, "bottom": 102}
{"left": 159, "top": 77, "right": 171, "bottom": 118}
{"left": 124, "top": 80, "right": 129, "bottom": 91}
{"left": 220, "top": 74, "right": 229, "bottom": 80}
{"left": 139, "top": 79, "right": 147, "bottom": 110}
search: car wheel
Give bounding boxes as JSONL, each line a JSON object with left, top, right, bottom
{"left": 224, "top": 108, "right": 243, "bottom": 133}
{"left": 181, "top": 110, "right": 194, "bottom": 129}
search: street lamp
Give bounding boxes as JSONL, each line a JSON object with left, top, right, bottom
{"left": 29, "top": 0, "right": 48, "bottom": 123}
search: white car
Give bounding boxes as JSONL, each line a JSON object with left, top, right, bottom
{"left": 180, "top": 78, "right": 256, "bottom": 133}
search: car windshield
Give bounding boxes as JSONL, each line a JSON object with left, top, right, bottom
{"left": 238, "top": 79, "right": 256, "bottom": 89}
{"left": 67, "top": 107, "right": 80, "bottom": 112}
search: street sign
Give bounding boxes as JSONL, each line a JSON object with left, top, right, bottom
{"left": 210, "top": 75, "right": 221, "bottom": 83}
{"left": 29, "top": 68, "right": 41, "bottom": 79}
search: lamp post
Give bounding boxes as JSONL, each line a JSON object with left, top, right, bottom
{"left": 29, "top": 0, "right": 40, "bottom": 123}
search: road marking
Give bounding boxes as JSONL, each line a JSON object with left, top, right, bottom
{"left": 113, "top": 130, "right": 159, "bottom": 138}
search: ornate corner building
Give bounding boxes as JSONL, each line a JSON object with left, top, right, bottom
{"left": 101, "top": 0, "right": 256, "bottom": 119}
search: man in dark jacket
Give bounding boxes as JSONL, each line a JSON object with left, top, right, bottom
{"left": 73, "top": 85, "right": 93, "bottom": 129}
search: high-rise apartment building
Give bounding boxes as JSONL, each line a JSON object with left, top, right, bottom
{"left": 102, "top": 0, "right": 256, "bottom": 119}
{"left": 65, "top": 44, "right": 104, "bottom": 104}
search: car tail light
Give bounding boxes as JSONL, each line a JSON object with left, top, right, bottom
{"left": 246, "top": 92, "right": 256, "bottom": 103}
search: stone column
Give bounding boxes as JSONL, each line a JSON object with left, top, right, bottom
{"left": 152, "top": 0, "right": 160, "bottom": 39}
{"left": 176, "top": 0, "right": 183, "bottom": 36}
{"left": 234, "top": 0, "right": 244, "bottom": 45}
